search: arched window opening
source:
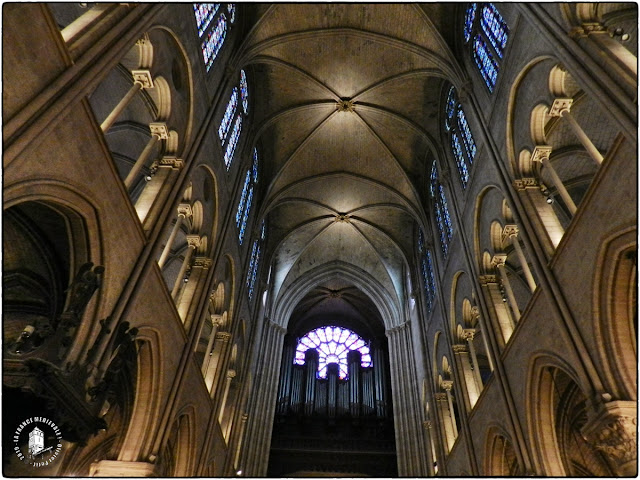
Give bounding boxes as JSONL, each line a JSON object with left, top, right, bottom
{"left": 194, "top": 4, "right": 220, "bottom": 37}
{"left": 200, "top": 13, "right": 227, "bottom": 72}
{"left": 443, "top": 86, "right": 477, "bottom": 189}
{"left": 246, "top": 219, "right": 265, "bottom": 301}
{"left": 294, "top": 326, "right": 372, "bottom": 379}
{"left": 464, "top": 3, "right": 509, "bottom": 92}
{"left": 236, "top": 148, "right": 259, "bottom": 244}
{"left": 430, "top": 162, "right": 454, "bottom": 259}
{"left": 219, "top": 70, "right": 249, "bottom": 170}
{"left": 418, "top": 229, "right": 437, "bottom": 315}
{"left": 227, "top": 3, "right": 236, "bottom": 23}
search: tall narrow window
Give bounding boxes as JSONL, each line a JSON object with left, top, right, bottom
{"left": 194, "top": 4, "right": 220, "bottom": 37}
{"left": 227, "top": 3, "right": 236, "bottom": 23}
{"left": 246, "top": 219, "right": 266, "bottom": 301}
{"left": 294, "top": 326, "right": 372, "bottom": 379}
{"left": 463, "top": 3, "right": 509, "bottom": 92}
{"left": 236, "top": 148, "right": 259, "bottom": 244}
{"left": 444, "top": 86, "right": 476, "bottom": 188}
{"left": 201, "top": 13, "right": 227, "bottom": 72}
{"left": 219, "top": 70, "right": 249, "bottom": 170}
{"left": 430, "top": 162, "right": 454, "bottom": 258}
{"left": 418, "top": 229, "right": 437, "bottom": 315}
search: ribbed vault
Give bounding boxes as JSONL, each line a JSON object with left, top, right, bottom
{"left": 241, "top": 4, "right": 462, "bottom": 329}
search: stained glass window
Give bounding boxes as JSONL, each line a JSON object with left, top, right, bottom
{"left": 451, "top": 134, "right": 469, "bottom": 188}
{"left": 421, "top": 250, "right": 437, "bottom": 314}
{"left": 194, "top": 4, "right": 220, "bottom": 37}
{"left": 227, "top": 3, "right": 236, "bottom": 23}
{"left": 236, "top": 170, "right": 251, "bottom": 227}
{"left": 481, "top": 3, "right": 508, "bottom": 58}
{"left": 223, "top": 114, "right": 242, "bottom": 169}
{"left": 445, "top": 86, "right": 457, "bottom": 132}
{"left": 473, "top": 35, "right": 498, "bottom": 92}
{"left": 294, "top": 326, "right": 372, "bottom": 379}
{"left": 439, "top": 185, "right": 453, "bottom": 243}
{"left": 430, "top": 162, "right": 438, "bottom": 198}
{"left": 201, "top": 13, "right": 227, "bottom": 72}
{"left": 236, "top": 149, "right": 258, "bottom": 244}
{"left": 238, "top": 188, "right": 253, "bottom": 244}
{"left": 429, "top": 161, "right": 454, "bottom": 259}
{"left": 219, "top": 87, "right": 238, "bottom": 141}
{"left": 246, "top": 239, "right": 261, "bottom": 300}
{"left": 252, "top": 148, "right": 259, "bottom": 182}
{"left": 240, "top": 69, "right": 249, "bottom": 114}
{"left": 463, "top": 3, "right": 477, "bottom": 43}
{"left": 457, "top": 107, "right": 477, "bottom": 163}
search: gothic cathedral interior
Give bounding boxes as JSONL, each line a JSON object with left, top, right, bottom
{"left": 2, "top": 3, "right": 637, "bottom": 477}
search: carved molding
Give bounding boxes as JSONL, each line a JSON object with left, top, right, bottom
{"left": 478, "top": 274, "right": 498, "bottom": 285}
{"left": 548, "top": 98, "right": 573, "bottom": 117}
{"left": 193, "top": 256, "right": 213, "bottom": 268}
{"left": 215, "top": 332, "right": 232, "bottom": 342}
{"left": 131, "top": 69, "right": 154, "bottom": 89}
{"left": 502, "top": 224, "right": 519, "bottom": 241}
{"left": 336, "top": 99, "right": 355, "bottom": 112}
{"left": 513, "top": 177, "right": 539, "bottom": 190}
{"left": 177, "top": 203, "right": 192, "bottom": 218}
{"left": 531, "top": 145, "right": 553, "bottom": 164}
{"left": 452, "top": 344, "right": 468, "bottom": 354}
{"left": 149, "top": 122, "right": 169, "bottom": 140}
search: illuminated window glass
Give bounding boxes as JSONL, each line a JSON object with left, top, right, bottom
{"left": 421, "top": 250, "right": 437, "bottom": 314}
{"left": 473, "top": 35, "right": 498, "bottom": 92}
{"left": 201, "top": 13, "right": 227, "bottom": 72}
{"left": 430, "top": 162, "right": 438, "bottom": 198}
{"left": 445, "top": 86, "right": 457, "bottom": 132}
{"left": 236, "top": 170, "right": 251, "bottom": 227}
{"left": 219, "top": 87, "right": 238, "bottom": 141}
{"left": 451, "top": 134, "right": 469, "bottom": 188}
{"left": 457, "top": 107, "right": 477, "bottom": 163}
{"left": 252, "top": 148, "right": 259, "bottom": 182}
{"left": 294, "top": 326, "right": 372, "bottom": 379}
{"left": 463, "top": 3, "right": 477, "bottom": 43}
{"left": 223, "top": 114, "right": 242, "bottom": 169}
{"left": 194, "top": 3, "right": 220, "bottom": 37}
{"left": 236, "top": 149, "right": 259, "bottom": 244}
{"left": 439, "top": 185, "right": 453, "bottom": 243}
{"left": 429, "top": 161, "right": 454, "bottom": 259}
{"left": 240, "top": 69, "right": 249, "bottom": 114}
{"left": 238, "top": 188, "right": 253, "bottom": 244}
{"left": 227, "top": 3, "right": 236, "bottom": 23}
{"left": 246, "top": 240, "right": 260, "bottom": 300}
{"left": 481, "top": 3, "right": 508, "bottom": 58}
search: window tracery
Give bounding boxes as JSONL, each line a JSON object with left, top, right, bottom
{"left": 200, "top": 13, "right": 227, "bottom": 72}
{"left": 219, "top": 70, "right": 249, "bottom": 170}
{"left": 236, "top": 148, "right": 259, "bottom": 244}
{"left": 246, "top": 219, "right": 266, "bottom": 301}
{"left": 294, "top": 326, "right": 372, "bottom": 379}
{"left": 464, "top": 3, "right": 508, "bottom": 92}
{"left": 218, "top": 87, "right": 238, "bottom": 141}
{"left": 430, "top": 162, "right": 454, "bottom": 258}
{"left": 418, "top": 230, "right": 437, "bottom": 314}
{"left": 194, "top": 4, "right": 220, "bottom": 37}
{"left": 443, "top": 86, "right": 477, "bottom": 188}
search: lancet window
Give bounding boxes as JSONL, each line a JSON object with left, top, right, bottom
{"left": 246, "top": 219, "right": 265, "bottom": 300}
{"left": 418, "top": 230, "right": 437, "bottom": 315}
{"left": 430, "top": 162, "right": 454, "bottom": 258}
{"left": 236, "top": 148, "right": 259, "bottom": 244}
{"left": 463, "top": 3, "right": 509, "bottom": 92}
{"left": 444, "top": 86, "right": 477, "bottom": 188}
{"left": 219, "top": 70, "right": 249, "bottom": 170}
{"left": 294, "top": 326, "right": 372, "bottom": 379}
{"left": 196, "top": 7, "right": 228, "bottom": 72}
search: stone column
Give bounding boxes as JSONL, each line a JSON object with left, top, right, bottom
{"left": 124, "top": 122, "right": 169, "bottom": 189}
{"left": 158, "top": 203, "right": 192, "bottom": 268}
{"left": 171, "top": 235, "right": 200, "bottom": 299}
{"left": 581, "top": 400, "right": 637, "bottom": 476}
{"left": 452, "top": 344, "right": 480, "bottom": 410}
{"left": 177, "top": 256, "right": 212, "bottom": 327}
{"left": 233, "top": 413, "right": 249, "bottom": 472}
{"left": 479, "top": 274, "right": 514, "bottom": 345}
{"left": 461, "top": 329, "right": 484, "bottom": 397}
{"left": 206, "top": 331, "right": 231, "bottom": 395}
{"left": 532, "top": 145, "right": 578, "bottom": 215}
{"left": 492, "top": 254, "right": 521, "bottom": 322}
{"left": 470, "top": 306, "right": 494, "bottom": 372}
{"left": 435, "top": 392, "right": 455, "bottom": 452}
{"left": 218, "top": 369, "right": 237, "bottom": 424}
{"left": 201, "top": 315, "right": 221, "bottom": 377}
{"left": 503, "top": 224, "right": 537, "bottom": 292}
{"left": 101, "top": 70, "right": 154, "bottom": 132}
{"left": 548, "top": 98, "right": 604, "bottom": 165}
{"left": 135, "top": 156, "right": 184, "bottom": 226}
{"left": 441, "top": 380, "right": 458, "bottom": 438}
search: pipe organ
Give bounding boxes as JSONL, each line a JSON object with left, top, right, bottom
{"left": 276, "top": 337, "right": 391, "bottom": 419}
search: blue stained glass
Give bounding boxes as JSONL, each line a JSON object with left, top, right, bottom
{"left": 481, "top": 3, "right": 508, "bottom": 58}
{"left": 473, "top": 35, "right": 498, "bottom": 92}
{"left": 435, "top": 202, "right": 448, "bottom": 257}
{"left": 219, "top": 88, "right": 238, "bottom": 141}
{"left": 430, "top": 162, "right": 438, "bottom": 198}
{"left": 439, "top": 185, "right": 453, "bottom": 242}
{"left": 260, "top": 219, "right": 266, "bottom": 240}
{"left": 201, "top": 13, "right": 227, "bottom": 72}
{"left": 463, "top": 3, "right": 477, "bottom": 43}
{"left": 417, "top": 229, "right": 425, "bottom": 253}
{"left": 294, "top": 326, "right": 371, "bottom": 379}
{"left": 246, "top": 240, "right": 257, "bottom": 285}
{"left": 238, "top": 187, "right": 253, "bottom": 244}
{"left": 457, "top": 107, "right": 477, "bottom": 163}
{"left": 194, "top": 4, "right": 220, "bottom": 37}
{"left": 240, "top": 69, "right": 249, "bottom": 114}
{"left": 236, "top": 170, "right": 251, "bottom": 227}
{"left": 445, "top": 86, "right": 457, "bottom": 131}
{"left": 246, "top": 239, "right": 261, "bottom": 300}
{"left": 451, "top": 134, "right": 469, "bottom": 188}
{"left": 252, "top": 148, "right": 259, "bottom": 183}
{"left": 227, "top": 3, "right": 236, "bottom": 23}
{"left": 224, "top": 114, "right": 242, "bottom": 169}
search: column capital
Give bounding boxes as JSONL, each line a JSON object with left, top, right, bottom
{"left": 502, "top": 224, "right": 519, "bottom": 240}
{"left": 227, "top": 369, "right": 237, "bottom": 379}
{"left": 461, "top": 328, "right": 477, "bottom": 341}
{"left": 532, "top": 145, "right": 553, "bottom": 163}
{"left": 215, "top": 332, "right": 232, "bottom": 342}
{"left": 186, "top": 235, "right": 201, "bottom": 249}
{"left": 131, "top": 69, "right": 154, "bottom": 89}
{"left": 478, "top": 274, "right": 498, "bottom": 285}
{"left": 513, "top": 177, "right": 539, "bottom": 190}
{"left": 211, "top": 314, "right": 224, "bottom": 328}
{"left": 434, "top": 392, "right": 448, "bottom": 402}
{"left": 470, "top": 305, "right": 480, "bottom": 322}
{"left": 549, "top": 98, "right": 573, "bottom": 117}
{"left": 159, "top": 156, "right": 184, "bottom": 169}
{"left": 581, "top": 400, "right": 637, "bottom": 475}
{"left": 491, "top": 253, "right": 508, "bottom": 268}
{"left": 193, "top": 256, "right": 212, "bottom": 268}
{"left": 441, "top": 380, "right": 454, "bottom": 392}
{"left": 177, "top": 203, "right": 192, "bottom": 218}
{"left": 269, "top": 320, "right": 287, "bottom": 334}
{"left": 452, "top": 344, "right": 468, "bottom": 354}
{"left": 149, "top": 122, "right": 169, "bottom": 139}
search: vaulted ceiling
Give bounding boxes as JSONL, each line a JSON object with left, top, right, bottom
{"left": 239, "top": 4, "right": 465, "bottom": 333}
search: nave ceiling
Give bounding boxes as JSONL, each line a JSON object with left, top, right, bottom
{"left": 236, "top": 4, "right": 464, "bottom": 330}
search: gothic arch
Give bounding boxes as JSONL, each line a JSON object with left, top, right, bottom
{"left": 118, "top": 329, "right": 162, "bottom": 462}
{"left": 593, "top": 226, "right": 637, "bottom": 400}
{"left": 484, "top": 425, "right": 522, "bottom": 476}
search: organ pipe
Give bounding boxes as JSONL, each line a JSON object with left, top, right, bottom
{"left": 304, "top": 350, "right": 318, "bottom": 415}
{"left": 327, "top": 363, "right": 338, "bottom": 418}
{"left": 348, "top": 350, "right": 361, "bottom": 417}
